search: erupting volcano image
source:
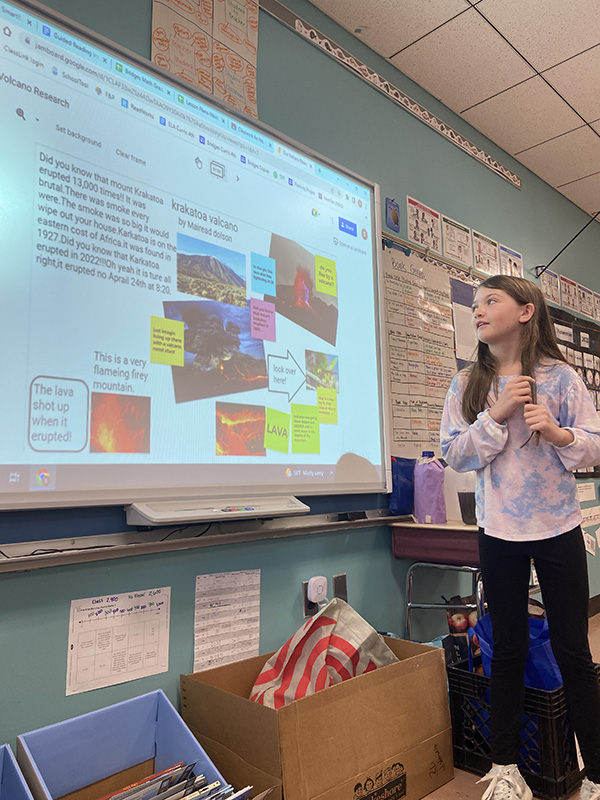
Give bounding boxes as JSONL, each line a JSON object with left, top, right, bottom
{"left": 164, "top": 299, "right": 268, "bottom": 403}
{"left": 265, "top": 234, "right": 338, "bottom": 346}
{"left": 90, "top": 393, "right": 151, "bottom": 453}
{"left": 215, "top": 402, "right": 266, "bottom": 456}
{"left": 294, "top": 268, "right": 314, "bottom": 310}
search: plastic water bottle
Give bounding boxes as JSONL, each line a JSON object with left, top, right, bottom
{"left": 413, "top": 451, "right": 446, "bottom": 524}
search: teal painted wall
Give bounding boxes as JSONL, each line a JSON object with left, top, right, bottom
{"left": 2, "top": 0, "right": 600, "bottom": 751}
{"left": 1, "top": 527, "right": 409, "bottom": 747}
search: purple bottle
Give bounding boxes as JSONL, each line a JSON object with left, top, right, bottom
{"left": 413, "top": 451, "right": 446, "bottom": 524}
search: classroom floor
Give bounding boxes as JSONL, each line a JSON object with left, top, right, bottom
{"left": 426, "top": 614, "right": 600, "bottom": 800}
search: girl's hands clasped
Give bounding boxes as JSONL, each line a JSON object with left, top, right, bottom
{"left": 487, "top": 375, "right": 574, "bottom": 446}
{"left": 523, "top": 404, "right": 574, "bottom": 447}
{"left": 488, "top": 375, "right": 534, "bottom": 424}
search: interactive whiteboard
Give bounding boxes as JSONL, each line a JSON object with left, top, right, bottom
{"left": 0, "top": 0, "right": 389, "bottom": 510}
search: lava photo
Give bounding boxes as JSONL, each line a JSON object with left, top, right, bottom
{"left": 89, "top": 393, "right": 151, "bottom": 453}
{"left": 163, "top": 299, "right": 268, "bottom": 403}
{"left": 215, "top": 401, "right": 266, "bottom": 456}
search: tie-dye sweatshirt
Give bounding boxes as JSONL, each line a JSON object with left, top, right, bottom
{"left": 440, "top": 361, "right": 600, "bottom": 541}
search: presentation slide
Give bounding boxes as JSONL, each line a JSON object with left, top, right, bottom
{"left": 0, "top": 0, "right": 388, "bottom": 508}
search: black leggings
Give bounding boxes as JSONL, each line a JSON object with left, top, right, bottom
{"left": 479, "top": 527, "right": 600, "bottom": 782}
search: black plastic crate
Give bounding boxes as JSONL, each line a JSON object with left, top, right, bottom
{"left": 446, "top": 660, "right": 596, "bottom": 800}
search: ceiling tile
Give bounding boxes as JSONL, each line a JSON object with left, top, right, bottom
{"left": 477, "top": 0, "right": 600, "bottom": 72}
{"left": 461, "top": 77, "right": 583, "bottom": 155}
{"left": 515, "top": 126, "right": 600, "bottom": 187}
{"left": 557, "top": 173, "right": 600, "bottom": 217}
{"left": 544, "top": 47, "right": 600, "bottom": 121}
{"left": 390, "top": 10, "right": 535, "bottom": 113}
{"left": 307, "top": 0, "right": 469, "bottom": 57}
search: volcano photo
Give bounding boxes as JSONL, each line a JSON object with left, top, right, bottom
{"left": 164, "top": 299, "right": 268, "bottom": 403}
{"left": 265, "top": 233, "right": 338, "bottom": 346}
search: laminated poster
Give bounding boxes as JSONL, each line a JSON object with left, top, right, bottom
{"left": 540, "top": 269, "right": 561, "bottom": 306}
{"left": 499, "top": 244, "right": 523, "bottom": 278}
{"left": 472, "top": 230, "right": 499, "bottom": 275}
{"left": 442, "top": 215, "right": 473, "bottom": 269}
{"left": 560, "top": 275, "right": 579, "bottom": 312}
{"left": 594, "top": 291, "right": 600, "bottom": 324}
{"left": 151, "top": 0, "right": 258, "bottom": 118}
{"left": 406, "top": 196, "right": 441, "bottom": 254}
{"left": 585, "top": 532, "right": 597, "bottom": 556}
{"left": 66, "top": 587, "right": 171, "bottom": 695}
{"left": 578, "top": 283, "right": 595, "bottom": 319}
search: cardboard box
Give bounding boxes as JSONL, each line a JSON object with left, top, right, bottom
{"left": 16, "top": 690, "right": 226, "bottom": 800}
{"left": 1, "top": 744, "right": 34, "bottom": 800}
{"left": 181, "top": 638, "right": 453, "bottom": 800}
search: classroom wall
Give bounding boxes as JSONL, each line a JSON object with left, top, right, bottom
{"left": 3, "top": 0, "right": 600, "bottom": 749}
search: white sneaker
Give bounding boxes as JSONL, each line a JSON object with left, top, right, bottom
{"left": 581, "top": 777, "right": 600, "bottom": 800}
{"left": 477, "top": 764, "right": 533, "bottom": 800}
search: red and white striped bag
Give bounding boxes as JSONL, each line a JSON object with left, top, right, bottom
{"left": 250, "top": 598, "right": 399, "bottom": 709}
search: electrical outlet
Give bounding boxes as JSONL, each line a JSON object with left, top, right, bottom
{"left": 333, "top": 573, "right": 348, "bottom": 602}
{"left": 302, "top": 580, "right": 319, "bottom": 618}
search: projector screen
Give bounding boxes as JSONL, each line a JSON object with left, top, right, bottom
{"left": 0, "top": 0, "right": 390, "bottom": 510}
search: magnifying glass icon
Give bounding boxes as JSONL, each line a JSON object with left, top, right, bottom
{"left": 16, "top": 107, "right": 25, "bottom": 120}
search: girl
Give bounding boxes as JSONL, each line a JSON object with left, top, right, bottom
{"left": 440, "top": 276, "right": 600, "bottom": 800}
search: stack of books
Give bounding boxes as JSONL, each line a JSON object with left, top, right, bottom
{"left": 97, "top": 762, "right": 253, "bottom": 800}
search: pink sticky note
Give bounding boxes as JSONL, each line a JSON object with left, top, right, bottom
{"left": 250, "top": 298, "right": 276, "bottom": 341}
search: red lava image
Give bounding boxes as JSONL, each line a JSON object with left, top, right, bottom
{"left": 215, "top": 402, "right": 265, "bottom": 456}
{"left": 293, "top": 267, "right": 315, "bottom": 311}
{"left": 90, "top": 393, "right": 151, "bottom": 453}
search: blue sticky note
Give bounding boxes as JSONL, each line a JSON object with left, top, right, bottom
{"left": 251, "top": 252, "right": 276, "bottom": 294}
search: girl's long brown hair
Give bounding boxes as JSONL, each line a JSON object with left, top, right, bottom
{"left": 462, "top": 275, "right": 566, "bottom": 424}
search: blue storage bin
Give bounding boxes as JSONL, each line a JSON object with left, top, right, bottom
{"left": 17, "top": 690, "right": 225, "bottom": 800}
{"left": 0, "top": 744, "right": 34, "bottom": 800}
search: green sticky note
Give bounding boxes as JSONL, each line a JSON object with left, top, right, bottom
{"left": 315, "top": 255, "right": 337, "bottom": 296}
{"left": 150, "top": 316, "right": 184, "bottom": 366}
{"left": 264, "top": 407, "right": 290, "bottom": 453}
{"left": 317, "top": 387, "right": 338, "bottom": 424}
{"left": 291, "top": 404, "right": 320, "bottom": 454}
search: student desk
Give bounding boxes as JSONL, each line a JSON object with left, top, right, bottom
{"left": 390, "top": 520, "right": 483, "bottom": 640}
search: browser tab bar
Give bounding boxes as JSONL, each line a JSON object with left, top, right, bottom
{"left": 276, "top": 145, "right": 313, "bottom": 173}
{"left": 230, "top": 120, "right": 273, "bottom": 152}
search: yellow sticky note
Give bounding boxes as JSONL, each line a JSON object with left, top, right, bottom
{"left": 317, "top": 387, "right": 338, "bottom": 424}
{"left": 264, "top": 407, "right": 290, "bottom": 453}
{"left": 150, "top": 316, "right": 184, "bottom": 366}
{"left": 315, "top": 255, "right": 337, "bottom": 297}
{"left": 291, "top": 404, "right": 320, "bottom": 454}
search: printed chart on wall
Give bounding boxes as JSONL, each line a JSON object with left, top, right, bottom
{"left": 384, "top": 248, "right": 456, "bottom": 457}
{"left": 540, "top": 269, "right": 561, "bottom": 306}
{"left": 499, "top": 244, "right": 523, "bottom": 277}
{"left": 66, "top": 587, "right": 170, "bottom": 695}
{"left": 151, "top": 0, "right": 258, "bottom": 117}
{"left": 194, "top": 569, "right": 260, "bottom": 671}
{"left": 442, "top": 215, "right": 472, "bottom": 270}
{"left": 472, "top": 230, "right": 499, "bottom": 275}
{"left": 406, "top": 197, "right": 441, "bottom": 254}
